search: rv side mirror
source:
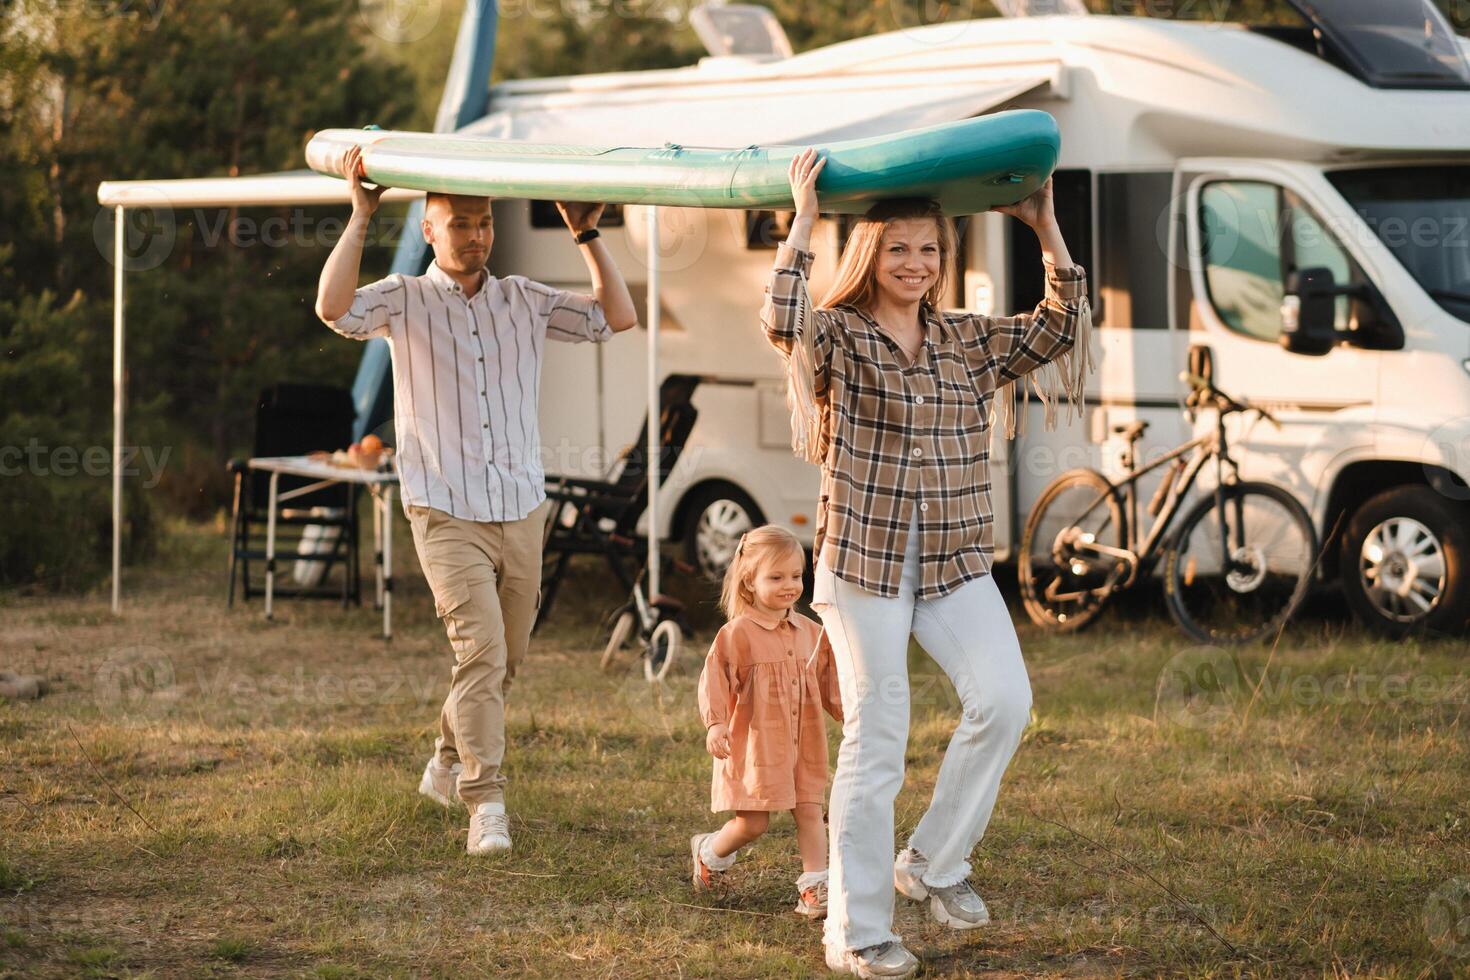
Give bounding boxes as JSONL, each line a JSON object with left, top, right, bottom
{"left": 1280, "top": 267, "right": 1339, "bottom": 356}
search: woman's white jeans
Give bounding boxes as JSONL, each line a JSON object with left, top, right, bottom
{"left": 813, "top": 519, "right": 1033, "bottom": 953}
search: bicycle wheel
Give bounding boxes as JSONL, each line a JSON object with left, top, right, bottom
{"left": 644, "top": 618, "right": 682, "bottom": 682}
{"left": 1020, "top": 469, "right": 1128, "bottom": 633}
{"left": 1163, "top": 482, "right": 1317, "bottom": 645}
{"left": 601, "top": 607, "right": 636, "bottom": 671}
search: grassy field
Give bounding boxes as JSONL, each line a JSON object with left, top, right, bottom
{"left": 2, "top": 516, "right": 1467, "bottom": 978}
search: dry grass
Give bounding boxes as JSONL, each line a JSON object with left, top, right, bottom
{"left": 1, "top": 516, "right": 1467, "bottom": 978}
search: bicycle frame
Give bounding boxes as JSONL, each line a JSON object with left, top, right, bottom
{"left": 1070, "top": 407, "right": 1245, "bottom": 588}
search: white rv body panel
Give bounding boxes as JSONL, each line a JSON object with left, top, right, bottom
{"left": 485, "top": 14, "right": 1470, "bottom": 577}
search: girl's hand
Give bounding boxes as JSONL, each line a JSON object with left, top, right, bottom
{"left": 344, "top": 145, "right": 388, "bottom": 218}
{"left": 990, "top": 176, "right": 1055, "bottom": 230}
{"left": 706, "top": 723, "right": 732, "bottom": 760}
{"left": 787, "top": 148, "right": 826, "bottom": 221}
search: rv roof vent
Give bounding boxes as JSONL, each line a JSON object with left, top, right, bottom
{"left": 1273, "top": 0, "right": 1470, "bottom": 91}
{"left": 690, "top": 3, "right": 794, "bottom": 59}
{"left": 993, "top": 0, "right": 1089, "bottom": 15}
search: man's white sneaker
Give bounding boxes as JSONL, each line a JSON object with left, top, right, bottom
{"left": 824, "top": 941, "right": 920, "bottom": 978}
{"left": 894, "top": 846, "right": 989, "bottom": 929}
{"left": 417, "top": 757, "right": 463, "bottom": 808}
{"left": 467, "top": 802, "right": 511, "bottom": 855}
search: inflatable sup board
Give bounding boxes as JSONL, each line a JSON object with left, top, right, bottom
{"left": 306, "top": 111, "right": 1060, "bottom": 216}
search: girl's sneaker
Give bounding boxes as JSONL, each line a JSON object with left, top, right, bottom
{"left": 795, "top": 879, "right": 828, "bottom": 918}
{"left": 690, "top": 833, "right": 725, "bottom": 891}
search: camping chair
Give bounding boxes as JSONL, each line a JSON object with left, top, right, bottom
{"left": 536, "top": 373, "right": 701, "bottom": 630}
{"left": 227, "top": 383, "right": 362, "bottom": 607}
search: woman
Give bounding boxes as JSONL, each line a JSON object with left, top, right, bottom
{"left": 760, "top": 148, "right": 1092, "bottom": 978}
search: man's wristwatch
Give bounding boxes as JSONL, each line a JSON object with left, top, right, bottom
{"left": 573, "top": 228, "right": 600, "bottom": 245}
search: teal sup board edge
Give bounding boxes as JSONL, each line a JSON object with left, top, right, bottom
{"left": 306, "top": 111, "right": 1060, "bottom": 216}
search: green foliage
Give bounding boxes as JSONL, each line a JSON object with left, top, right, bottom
{"left": 0, "top": 0, "right": 415, "bottom": 588}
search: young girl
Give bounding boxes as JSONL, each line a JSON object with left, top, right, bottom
{"left": 691, "top": 524, "right": 844, "bottom": 918}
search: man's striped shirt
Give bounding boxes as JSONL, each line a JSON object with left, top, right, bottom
{"left": 322, "top": 261, "right": 612, "bottom": 522}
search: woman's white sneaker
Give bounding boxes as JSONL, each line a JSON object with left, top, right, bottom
{"left": 824, "top": 941, "right": 919, "bottom": 978}
{"left": 894, "top": 847, "right": 990, "bottom": 929}
{"left": 417, "top": 757, "right": 463, "bottom": 808}
{"left": 468, "top": 801, "right": 511, "bottom": 855}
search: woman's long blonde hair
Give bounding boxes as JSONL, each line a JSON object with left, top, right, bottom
{"left": 719, "top": 524, "right": 805, "bottom": 620}
{"left": 779, "top": 197, "right": 1094, "bottom": 463}
{"left": 820, "top": 198, "right": 956, "bottom": 312}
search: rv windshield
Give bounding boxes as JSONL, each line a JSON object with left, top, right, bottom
{"left": 1327, "top": 165, "right": 1470, "bottom": 324}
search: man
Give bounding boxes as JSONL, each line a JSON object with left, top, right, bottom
{"left": 316, "top": 144, "right": 638, "bottom": 855}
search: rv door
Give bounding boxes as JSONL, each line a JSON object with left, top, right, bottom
{"left": 1176, "top": 158, "right": 1382, "bottom": 512}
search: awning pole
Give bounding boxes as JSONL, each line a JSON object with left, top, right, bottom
{"left": 111, "top": 206, "right": 125, "bottom": 614}
{"left": 646, "top": 205, "right": 660, "bottom": 600}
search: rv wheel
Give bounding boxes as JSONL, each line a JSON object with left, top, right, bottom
{"left": 683, "top": 485, "right": 765, "bottom": 582}
{"left": 1340, "top": 485, "right": 1470, "bottom": 637}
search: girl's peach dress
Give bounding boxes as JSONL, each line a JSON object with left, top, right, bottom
{"left": 697, "top": 610, "right": 844, "bottom": 812}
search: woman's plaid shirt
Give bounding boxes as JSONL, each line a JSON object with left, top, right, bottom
{"left": 761, "top": 241, "right": 1089, "bottom": 599}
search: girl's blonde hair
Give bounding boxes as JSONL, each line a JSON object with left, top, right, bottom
{"left": 719, "top": 524, "right": 805, "bottom": 619}
{"left": 780, "top": 197, "right": 1094, "bottom": 464}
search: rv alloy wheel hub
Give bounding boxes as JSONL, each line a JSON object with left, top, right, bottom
{"left": 695, "top": 498, "right": 755, "bottom": 578}
{"left": 1360, "top": 517, "right": 1445, "bottom": 623}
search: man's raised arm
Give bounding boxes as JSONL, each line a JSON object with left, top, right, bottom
{"left": 556, "top": 201, "right": 638, "bottom": 332}
{"left": 316, "top": 144, "right": 387, "bottom": 324}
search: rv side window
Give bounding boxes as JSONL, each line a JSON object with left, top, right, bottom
{"left": 1007, "top": 169, "right": 1093, "bottom": 316}
{"left": 529, "top": 201, "right": 625, "bottom": 228}
{"left": 747, "top": 210, "right": 795, "bottom": 249}
{"left": 1200, "top": 180, "right": 1353, "bottom": 342}
{"left": 1098, "top": 172, "right": 1171, "bottom": 329}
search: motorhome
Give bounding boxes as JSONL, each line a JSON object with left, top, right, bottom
{"left": 433, "top": 1, "right": 1470, "bottom": 636}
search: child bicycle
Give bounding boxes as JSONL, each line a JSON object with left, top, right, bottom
{"left": 1019, "top": 370, "right": 1318, "bottom": 645}
{"left": 598, "top": 536, "right": 691, "bottom": 682}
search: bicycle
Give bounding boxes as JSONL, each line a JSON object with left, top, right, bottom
{"left": 1018, "top": 370, "right": 1318, "bottom": 645}
{"left": 598, "top": 539, "right": 691, "bottom": 682}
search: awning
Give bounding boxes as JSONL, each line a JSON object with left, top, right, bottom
{"left": 95, "top": 70, "right": 1059, "bottom": 210}
{"left": 464, "top": 72, "right": 1059, "bottom": 147}
{"left": 96, "top": 170, "right": 423, "bottom": 209}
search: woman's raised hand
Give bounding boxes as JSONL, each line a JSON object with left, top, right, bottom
{"left": 990, "top": 176, "right": 1055, "bottom": 230}
{"left": 787, "top": 147, "right": 826, "bottom": 221}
